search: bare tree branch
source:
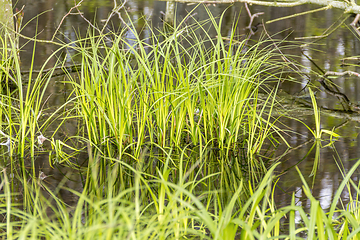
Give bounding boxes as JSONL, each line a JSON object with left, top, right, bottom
{"left": 101, "top": 0, "right": 128, "bottom": 34}
{"left": 325, "top": 70, "right": 360, "bottom": 78}
{"left": 245, "top": 3, "right": 263, "bottom": 36}
{"left": 158, "top": 0, "right": 360, "bottom": 15}
{"left": 350, "top": 13, "right": 360, "bottom": 36}
{"left": 52, "top": 0, "right": 128, "bottom": 42}
{"left": 52, "top": 0, "right": 84, "bottom": 41}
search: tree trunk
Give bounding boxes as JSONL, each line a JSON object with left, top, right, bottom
{"left": 0, "top": 0, "right": 14, "bottom": 50}
{"left": 165, "top": 2, "right": 175, "bottom": 26}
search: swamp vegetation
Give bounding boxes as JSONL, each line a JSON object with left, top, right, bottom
{"left": 0, "top": 1, "right": 360, "bottom": 239}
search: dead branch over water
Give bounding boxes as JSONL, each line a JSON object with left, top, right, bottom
{"left": 158, "top": 0, "right": 360, "bottom": 15}
{"left": 271, "top": 91, "right": 360, "bottom": 122}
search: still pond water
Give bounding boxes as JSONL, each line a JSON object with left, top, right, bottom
{"left": 12, "top": 0, "right": 360, "bottom": 212}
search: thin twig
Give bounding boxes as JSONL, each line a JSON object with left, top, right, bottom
{"left": 74, "top": 5, "right": 108, "bottom": 39}
{"left": 351, "top": 14, "right": 360, "bottom": 26}
{"left": 295, "top": 14, "right": 349, "bottom": 46}
{"left": 324, "top": 70, "right": 360, "bottom": 78}
{"left": 245, "top": 3, "right": 263, "bottom": 35}
{"left": 73, "top": 0, "right": 128, "bottom": 42}
{"left": 184, "top": 12, "right": 198, "bottom": 23}
{"left": 52, "top": 0, "right": 84, "bottom": 41}
{"left": 243, "top": 3, "right": 263, "bottom": 45}
{"left": 267, "top": 6, "right": 328, "bottom": 24}
{"left": 52, "top": 0, "right": 129, "bottom": 43}
{"left": 350, "top": 14, "right": 360, "bottom": 37}
{"left": 101, "top": 0, "right": 128, "bottom": 33}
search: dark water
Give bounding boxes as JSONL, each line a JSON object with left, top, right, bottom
{"left": 12, "top": 0, "right": 360, "bottom": 214}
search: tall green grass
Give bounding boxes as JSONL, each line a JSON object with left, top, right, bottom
{"left": 67, "top": 16, "right": 289, "bottom": 165}
{"left": 0, "top": 29, "right": 86, "bottom": 212}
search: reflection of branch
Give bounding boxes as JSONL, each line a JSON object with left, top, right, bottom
{"left": 276, "top": 91, "right": 360, "bottom": 120}
{"left": 296, "top": 15, "right": 349, "bottom": 41}
{"left": 276, "top": 120, "right": 349, "bottom": 174}
{"left": 317, "top": 77, "right": 360, "bottom": 112}
{"left": 52, "top": 0, "right": 84, "bottom": 41}
{"left": 320, "top": 77, "right": 352, "bottom": 112}
{"left": 300, "top": 49, "right": 355, "bottom": 111}
{"left": 273, "top": 138, "right": 314, "bottom": 164}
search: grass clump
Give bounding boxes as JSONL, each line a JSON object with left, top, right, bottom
{"left": 67, "top": 16, "right": 289, "bottom": 163}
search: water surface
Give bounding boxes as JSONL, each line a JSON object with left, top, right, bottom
{"left": 12, "top": 0, "right": 360, "bottom": 213}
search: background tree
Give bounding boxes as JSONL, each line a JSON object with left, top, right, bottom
{"left": 0, "top": 0, "right": 14, "bottom": 52}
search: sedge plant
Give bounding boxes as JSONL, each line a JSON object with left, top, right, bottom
{"left": 306, "top": 87, "right": 340, "bottom": 141}
{"left": 68, "top": 12, "right": 292, "bottom": 170}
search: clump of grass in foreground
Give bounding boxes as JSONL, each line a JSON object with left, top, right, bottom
{"left": 1, "top": 148, "right": 360, "bottom": 240}
{"left": 0, "top": 30, "right": 87, "bottom": 210}
{"left": 67, "top": 13, "right": 289, "bottom": 163}
{"left": 0, "top": 34, "right": 80, "bottom": 159}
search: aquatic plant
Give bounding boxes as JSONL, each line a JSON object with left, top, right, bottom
{"left": 67, "top": 14, "right": 290, "bottom": 165}
{"left": 306, "top": 87, "right": 340, "bottom": 141}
